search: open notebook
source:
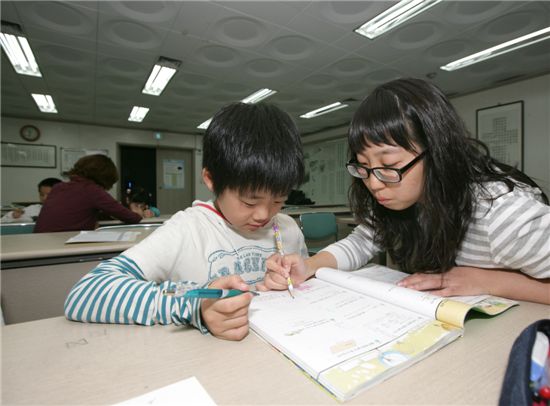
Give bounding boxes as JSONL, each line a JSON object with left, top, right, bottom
{"left": 248, "top": 264, "right": 517, "bottom": 401}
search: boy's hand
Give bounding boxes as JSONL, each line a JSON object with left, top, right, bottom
{"left": 142, "top": 209, "right": 154, "bottom": 218}
{"left": 200, "top": 275, "right": 253, "bottom": 341}
{"left": 258, "top": 253, "right": 308, "bottom": 291}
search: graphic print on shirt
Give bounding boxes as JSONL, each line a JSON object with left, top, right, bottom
{"left": 207, "top": 246, "right": 275, "bottom": 284}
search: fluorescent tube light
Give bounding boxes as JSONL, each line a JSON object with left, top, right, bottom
{"left": 300, "top": 102, "right": 348, "bottom": 119}
{"left": 0, "top": 32, "right": 42, "bottom": 77}
{"left": 240, "top": 88, "right": 277, "bottom": 104}
{"left": 128, "top": 106, "right": 150, "bottom": 122}
{"left": 142, "top": 57, "right": 181, "bottom": 96}
{"left": 355, "top": 0, "right": 442, "bottom": 40}
{"left": 197, "top": 118, "right": 212, "bottom": 130}
{"left": 31, "top": 94, "right": 57, "bottom": 113}
{"left": 441, "top": 27, "right": 550, "bottom": 71}
{"left": 196, "top": 88, "right": 277, "bottom": 129}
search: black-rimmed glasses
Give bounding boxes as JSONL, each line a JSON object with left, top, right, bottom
{"left": 345, "top": 151, "right": 427, "bottom": 183}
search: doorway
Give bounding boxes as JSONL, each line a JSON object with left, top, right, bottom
{"left": 119, "top": 145, "right": 194, "bottom": 215}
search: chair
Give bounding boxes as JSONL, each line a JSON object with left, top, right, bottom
{"left": 299, "top": 212, "right": 338, "bottom": 255}
{"left": 0, "top": 223, "right": 35, "bottom": 235}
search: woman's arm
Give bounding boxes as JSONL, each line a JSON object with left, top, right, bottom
{"left": 398, "top": 266, "right": 550, "bottom": 304}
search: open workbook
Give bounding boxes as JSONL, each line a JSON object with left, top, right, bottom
{"left": 248, "top": 265, "right": 517, "bottom": 401}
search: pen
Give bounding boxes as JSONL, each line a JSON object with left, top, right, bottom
{"left": 162, "top": 287, "right": 258, "bottom": 299}
{"left": 273, "top": 222, "right": 294, "bottom": 299}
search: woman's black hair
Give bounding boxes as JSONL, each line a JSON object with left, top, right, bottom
{"left": 348, "top": 77, "right": 548, "bottom": 273}
{"left": 68, "top": 154, "right": 118, "bottom": 190}
{"left": 202, "top": 102, "right": 305, "bottom": 196}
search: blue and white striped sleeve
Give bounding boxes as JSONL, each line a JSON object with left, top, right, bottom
{"left": 64, "top": 255, "right": 209, "bottom": 332}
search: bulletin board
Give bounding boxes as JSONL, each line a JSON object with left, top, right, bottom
{"left": 476, "top": 101, "right": 523, "bottom": 170}
{"left": 301, "top": 137, "right": 350, "bottom": 205}
{"left": 61, "top": 148, "right": 109, "bottom": 174}
{"left": 1, "top": 142, "right": 56, "bottom": 168}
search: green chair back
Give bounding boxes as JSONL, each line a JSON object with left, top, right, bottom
{"left": 299, "top": 212, "right": 338, "bottom": 254}
{"left": 0, "top": 223, "right": 35, "bottom": 235}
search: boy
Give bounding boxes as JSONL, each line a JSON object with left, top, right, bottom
{"left": 1, "top": 177, "right": 61, "bottom": 223}
{"left": 64, "top": 102, "right": 307, "bottom": 341}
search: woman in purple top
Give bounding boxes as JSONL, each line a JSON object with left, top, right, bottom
{"left": 34, "top": 154, "right": 143, "bottom": 233}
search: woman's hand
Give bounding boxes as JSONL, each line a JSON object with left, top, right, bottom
{"left": 398, "top": 266, "right": 494, "bottom": 297}
{"left": 399, "top": 266, "right": 550, "bottom": 304}
{"left": 200, "top": 275, "right": 254, "bottom": 341}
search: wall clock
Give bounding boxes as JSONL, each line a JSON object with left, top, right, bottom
{"left": 20, "top": 125, "right": 41, "bottom": 142}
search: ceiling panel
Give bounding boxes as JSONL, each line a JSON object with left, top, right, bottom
{"left": 1, "top": 1, "right": 548, "bottom": 137}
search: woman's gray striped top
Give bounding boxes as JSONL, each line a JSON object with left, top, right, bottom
{"left": 324, "top": 181, "right": 549, "bottom": 279}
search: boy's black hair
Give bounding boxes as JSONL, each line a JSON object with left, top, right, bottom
{"left": 202, "top": 102, "right": 305, "bottom": 196}
{"left": 125, "top": 187, "right": 152, "bottom": 207}
{"left": 38, "top": 178, "right": 62, "bottom": 189}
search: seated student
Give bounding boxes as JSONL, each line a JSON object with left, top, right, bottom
{"left": 124, "top": 187, "right": 160, "bottom": 218}
{"left": 64, "top": 102, "right": 307, "bottom": 341}
{"left": 34, "top": 155, "right": 144, "bottom": 233}
{"left": 264, "top": 78, "right": 550, "bottom": 305}
{"left": 1, "top": 177, "right": 62, "bottom": 223}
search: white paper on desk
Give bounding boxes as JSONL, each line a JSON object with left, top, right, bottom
{"left": 65, "top": 230, "right": 140, "bottom": 244}
{"left": 114, "top": 376, "right": 217, "bottom": 405}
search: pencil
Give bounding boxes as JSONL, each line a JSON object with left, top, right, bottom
{"left": 273, "top": 222, "right": 294, "bottom": 299}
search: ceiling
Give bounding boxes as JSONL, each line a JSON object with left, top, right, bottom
{"left": 1, "top": 1, "right": 549, "bottom": 138}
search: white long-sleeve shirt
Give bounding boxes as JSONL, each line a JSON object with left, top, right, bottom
{"left": 64, "top": 200, "right": 308, "bottom": 332}
{"left": 324, "top": 181, "right": 550, "bottom": 279}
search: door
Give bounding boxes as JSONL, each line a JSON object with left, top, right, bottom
{"left": 119, "top": 145, "right": 157, "bottom": 205}
{"left": 156, "top": 147, "right": 193, "bottom": 214}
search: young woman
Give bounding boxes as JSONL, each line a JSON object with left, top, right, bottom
{"left": 264, "top": 78, "right": 550, "bottom": 304}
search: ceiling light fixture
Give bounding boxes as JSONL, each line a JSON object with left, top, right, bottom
{"left": 196, "top": 88, "right": 277, "bottom": 130}
{"left": 354, "top": 0, "right": 442, "bottom": 40}
{"left": 31, "top": 94, "right": 57, "bottom": 113}
{"left": 441, "top": 27, "right": 550, "bottom": 71}
{"left": 0, "top": 22, "right": 42, "bottom": 77}
{"left": 240, "top": 88, "right": 277, "bottom": 104}
{"left": 300, "top": 102, "right": 348, "bottom": 119}
{"left": 128, "top": 106, "right": 150, "bottom": 122}
{"left": 142, "top": 57, "right": 181, "bottom": 96}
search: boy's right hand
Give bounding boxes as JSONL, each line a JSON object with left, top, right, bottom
{"left": 200, "top": 275, "right": 254, "bottom": 341}
{"left": 258, "top": 253, "right": 309, "bottom": 291}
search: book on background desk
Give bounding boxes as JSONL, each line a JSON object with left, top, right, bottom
{"left": 248, "top": 264, "right": 517, "bottom": 401}
{"left": 65, "top": 230, "right": 140, "bottom": 244}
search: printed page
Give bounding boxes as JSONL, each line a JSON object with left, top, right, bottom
{"left": 353, "top": 265, "right": 518, "bottom": 315}
{"left": 316, "top": 268, "right": 444, "bottom": 320}
{"left": 114, "top": 376, "right": 216, "bottom": 405}
{"left": 249, "top": 278, "right": 435, "bottom": 380}
{"left": 65, "top": 230, "right": 140, "bottom": 244}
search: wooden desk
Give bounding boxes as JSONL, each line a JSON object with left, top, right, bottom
{"left": 1, "top": 226, "right": 158, "bottom": 324}
{"left": 98, "top": 214, "right": 172, "bottom": 226}
{"left": 282, "top": 205, "right": 351, "bottom": 217}
{"left": 2, "top": 302, "right": 548, "bottom": 405}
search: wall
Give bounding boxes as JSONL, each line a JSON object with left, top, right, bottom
{"left": 1, "top": 117, "right": 212, "bottom": 205}
{"left": 301, "top": 73, "right": 550, "bottom": 197}
{"left": 451, "top": 74, "right": 550, "bottom": 196}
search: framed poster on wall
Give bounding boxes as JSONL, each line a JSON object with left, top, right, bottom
{"left": 476, "top": 101, "right": 523, "bottom": 170}
{"left": 1, "top": 142, "right": 56, "bottom": 168}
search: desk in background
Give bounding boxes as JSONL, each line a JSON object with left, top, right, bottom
{"left": 282, "top": 205, "right": 350, "bottom": 217}
{"left": 98, "top": 213, "right": 172, "bottom": 227}
{"left": 0, "top": 225, "right": 158, "bottom": 324}
{"left": 2, "top": 302, "right": 548, "bottom": 405}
